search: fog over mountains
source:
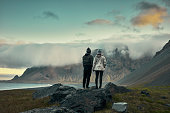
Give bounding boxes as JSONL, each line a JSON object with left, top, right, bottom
{"left": 0, "top": 33, "right": 169, "bottom": 68}
{"left": 0, "top": 34, "right": 169, "bottom": 84}
{"left": 10, "top": 40, "right": 170, "bottom": 85}
{"left": 10, "top": 45, "right": 152, "bottom": 83}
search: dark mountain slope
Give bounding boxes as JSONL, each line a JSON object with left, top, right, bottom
{"left": 11, "top": 64, "right": 82, "bottom": 83}
{"left": 118, "top": 40, "right": 170, "bottom": 86}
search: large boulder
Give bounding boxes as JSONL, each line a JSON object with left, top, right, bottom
{"left": 59, "top": 82, "right": 130, "bottom": 113}
{"left": 112, "top": 102, "right": 128, "bottom": 112}
{"left": 50, "top": 85, "right": 76, "bottom": 103}
{"left": 33, "top": 83, "right": 62, "bottom": 99}
{"left": 104, "top": 82, "right": 130, "bottom": 95}
{"left": 60, "top": 88, "right": 109, "bottom": 113}
{"left": 20, "top": 106, "right": 77, "bottom": 113}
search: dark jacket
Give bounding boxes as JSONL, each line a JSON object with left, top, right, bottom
{"left": 82, "top": 53, "right": 93, "bottom": 70}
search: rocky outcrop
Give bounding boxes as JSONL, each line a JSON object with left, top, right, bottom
{"left": 50, "top": 85, "right": 76, "bottom": 103}
{"left": 33, "top": 83, "right": 63, "bottom": 99}
{"left": 104, "top": 82, "right": 130, "bottom": 95}
{"left": 30, "top": 82, "right": 130, "bottom": 113}
{"left": 60, "top": 88, "right": 109, "bottom": 113}
{"left": 20, "top": 106, "right": 77, "bottom": 113}
{"left": 59, "top": 83, "right": 130, "bottom": 113}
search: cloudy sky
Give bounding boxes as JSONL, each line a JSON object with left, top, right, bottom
{"left": 0, "top": 0, "right": 170, "bottom": 80}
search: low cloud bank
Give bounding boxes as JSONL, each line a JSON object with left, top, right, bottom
{"left": 98, "top": 33, "right": 170, "bottom": 59}
{"left": 0, "top": 33, "right": 169, "bottom": 68}
{"left": 0, "top": 44, "right": 85, "bottom": 68}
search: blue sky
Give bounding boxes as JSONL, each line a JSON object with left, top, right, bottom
{"left": 0, "top": 0, "right": 169, "bottom": 43}
{"left": 0, "top": 0, "right": 170, "bottom": 79}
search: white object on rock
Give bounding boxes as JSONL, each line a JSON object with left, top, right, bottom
{"left": 112, "top": 102, "right": 128, "bottom": 112}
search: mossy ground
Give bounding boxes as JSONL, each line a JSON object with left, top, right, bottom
{"left": 0, "top": 86, "right": 169, "bottom": 113}
{"left": 95, "top": 86, "right": 170, "bottom": 113}
{"left": 0, "top": 89, "right": 58, "bottom": 113}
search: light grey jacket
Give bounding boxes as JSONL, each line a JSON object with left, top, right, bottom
{"left": 93, "top": 55, "right": 106, "bottom": 71}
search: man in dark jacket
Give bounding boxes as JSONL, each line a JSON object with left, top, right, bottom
{"left": 82, "top": 47, "right": 93, "bottom": 89}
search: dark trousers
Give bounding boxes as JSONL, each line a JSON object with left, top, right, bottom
{"left": 83, "top": 68, "right": 92, "bottom": 88}
{"left": 95, "top": 71, "right": 103, "bottom": 88}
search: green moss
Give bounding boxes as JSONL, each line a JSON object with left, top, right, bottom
{"left": 95, "top": 86, "right": 170, "bottom": 113}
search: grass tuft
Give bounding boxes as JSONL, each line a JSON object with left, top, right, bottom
{"left": 0, "top": 89, "right": 58, "bottom": 113}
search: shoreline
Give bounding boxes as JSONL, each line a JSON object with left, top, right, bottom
{"left": 0, "top": 81, "right": 119, "bottom": 91}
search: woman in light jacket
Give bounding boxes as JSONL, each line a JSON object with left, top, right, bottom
{"left": 93, "top": 49, "right": 106, "bottom": 89}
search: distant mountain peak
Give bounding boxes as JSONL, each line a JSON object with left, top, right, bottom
{"left": 12, "top": 75, "right": 19, "bottom": 80}
{"left": 154, "top": 40, "right": 170, "bottom": 57}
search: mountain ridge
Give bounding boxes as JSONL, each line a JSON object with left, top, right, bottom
{"left": 118, "top": 40, "right": 170, "bottom": 86}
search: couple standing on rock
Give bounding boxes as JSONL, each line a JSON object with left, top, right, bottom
{"left": 82, "top": 47, "right": 106, "bottom": 89}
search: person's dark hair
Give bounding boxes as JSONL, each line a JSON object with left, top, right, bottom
{"left": 86, "top": 47, "right": 91, "bottom": 53}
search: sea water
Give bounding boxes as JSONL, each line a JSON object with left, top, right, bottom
{"left": 0, "top": 82, "right": 51, "bottom": 91}
{"left": 0, "top": 82, "right": 109, "bottom": 91}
